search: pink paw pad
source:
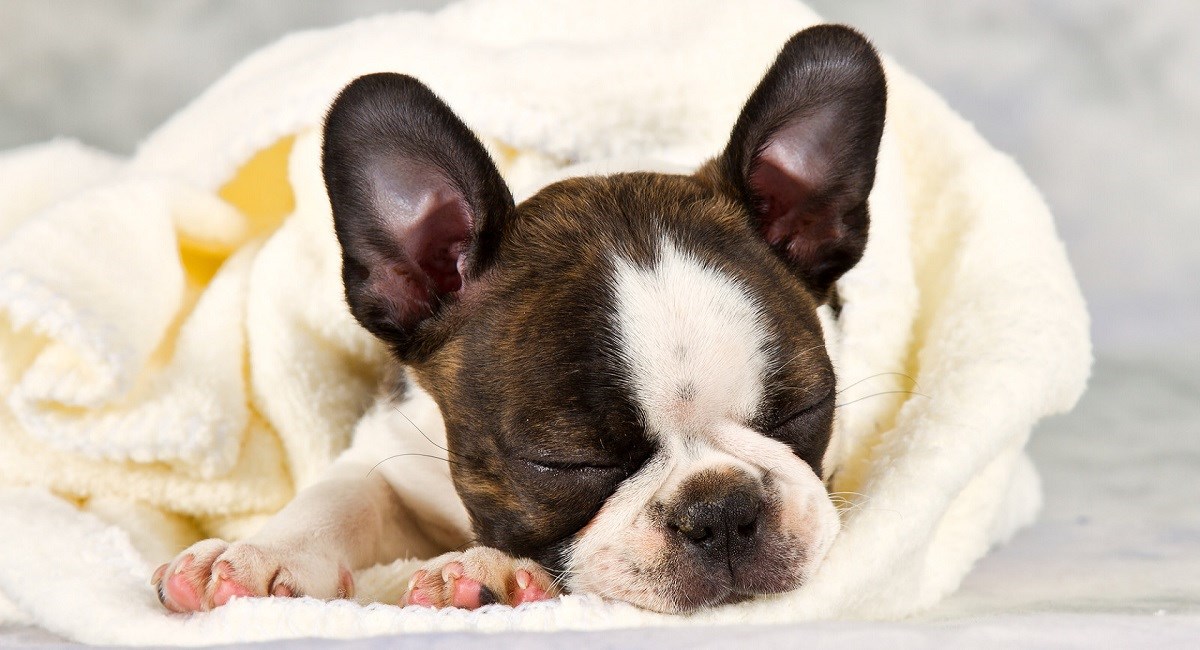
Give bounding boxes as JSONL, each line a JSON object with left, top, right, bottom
{"left": 444, "top": 562, "right": 491, "bottom": 608}
{"left": 511, "top": 569, "right": 551, "bottom": 605}
{"left": 210, "top": 561, "right": 255, "bottom": 607}
{"left": 401, "top": 549, "right": 561, "bottom": 609}
{"left": 404, "top": 570, "right": 435, "bottom": 606}
{"left": 162, "top": 556, "right": 203, "bottom": 612}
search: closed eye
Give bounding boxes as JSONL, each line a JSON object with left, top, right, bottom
{"left": 521, "top": 457, "right": 624, "bottom": 474}
{"left": 767, "top": 388, "right": 835, "bottom": 433}
{"left": 764, "top": 388, "right": 836, "bottom": 473}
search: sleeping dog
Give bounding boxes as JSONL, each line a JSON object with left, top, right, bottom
{"left": 152, "top": 24, "right": 886, "bottom": 614}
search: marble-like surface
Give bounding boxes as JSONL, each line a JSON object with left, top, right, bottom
{"left": 939, "top": 354, "right": 1200, "bottom": 618}
{"left": 0, "top": 1, "right": 1197, "bottom": 354}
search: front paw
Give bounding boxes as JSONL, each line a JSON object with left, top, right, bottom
{"left": 151, "top": 538, "right": 354, "bottom": 612}
{"left": 401, "top": 547, "right": 560, "bottom": 609}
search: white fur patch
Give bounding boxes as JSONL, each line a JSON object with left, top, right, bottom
{"left": 563, "top": 240, "right": 839, "bottom": 611}
{"left": 610, "top": 240, "right": 770, "bottom": 438}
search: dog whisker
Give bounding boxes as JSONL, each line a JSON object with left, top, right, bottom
{"left": 455, "top": 538, "right": 479, "bottom": 553}
{"left": 835, "top": 389, "right": 930, "bottom": 409}
{"left": 544, "top": 566, "right": 573, "bottom": 594}
{"left": 837, "top": 371, "right": 921, "bottom": 395}
{"left": 392, "top": 406, "right": 488, "bottom": 465}
{"left": 366, "top": 453, "right": 460, "bottom": 478}
{"left": 391, "top": 407, "right": 452, "bottom": 454}
{"left": 770, "top": 342, "right": 829, "bottom": 372}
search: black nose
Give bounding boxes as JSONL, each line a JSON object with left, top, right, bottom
{"left": 669, "top": 487, "right": 762, "bottom": 563}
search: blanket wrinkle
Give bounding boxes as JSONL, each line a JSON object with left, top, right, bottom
{"left": 0, "top": 0, "right": 1089, "bottom": 644}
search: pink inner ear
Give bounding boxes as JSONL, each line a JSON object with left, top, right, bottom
{"left": 370, "top": 158, "right": 476, "bottom": 310}
{"left": 358, "top": 166, "right": 477, "bottom": 331}
{"left": 752, "top": 138, "right": 842, "bottom": 257}
{"left": 404, "top": 191, "right": 473, "bottom": 294}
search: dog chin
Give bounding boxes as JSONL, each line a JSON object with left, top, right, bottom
{"left": 561, "top": 458, "right": 840, "bottom": 613}
{"left": 563, "top": 543, "right": 825, "bottom": 614}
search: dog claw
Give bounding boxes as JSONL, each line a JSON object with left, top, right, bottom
{"left": 442, "top": 561, "right": 464, "bottom": 581}
{"left": 151, "top": 563, "right": 169, "bottom": 585}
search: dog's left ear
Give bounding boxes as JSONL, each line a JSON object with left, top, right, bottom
{"left": 714, "top": 25, "right": 886, "bottom": 296}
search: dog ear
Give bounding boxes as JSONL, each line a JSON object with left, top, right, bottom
{"left": 322, "top": 73, "right": 513, "bottom": 359}
{"left": 716, "top": 25, "right": 886, "bottom": 296}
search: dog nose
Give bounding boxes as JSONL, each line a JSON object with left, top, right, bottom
{"left": 669, "top": 487, "right": 761, "bottom": 561}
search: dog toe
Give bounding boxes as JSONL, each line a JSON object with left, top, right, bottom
{"left": 511, "top": 568, "right": 553, "bottom": 605}
{"left": 401, "top": 548, "right": 560, "bottom": 610}
{"left": 210, "top": 561, "right": 258, "bottom": 607}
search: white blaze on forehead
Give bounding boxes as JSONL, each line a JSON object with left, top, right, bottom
{"left": 611, "top": 240, "right": 770, "bottom": 437}
{"left": 569, "top": 245, "right": 838, "bottom": 607}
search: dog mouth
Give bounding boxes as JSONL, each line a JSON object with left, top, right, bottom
{"left": 564, "top": 557, "right": 808, "bottom": 614}
{"left": 678, "top": 586, "right": 756, "bottom": 612}
{"left": 711, "top": 590, "right": 757, "bottom": 608}
{"left": 648, "top": 579, "right": 800, "bottom": 614}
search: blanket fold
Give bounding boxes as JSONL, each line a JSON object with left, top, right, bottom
{"left": 0, "top": 0, "right": 1090, "bottom": 644}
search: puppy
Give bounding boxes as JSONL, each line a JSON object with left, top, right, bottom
{"left": 152, "top": 24, "right": 886, "bottom": 614}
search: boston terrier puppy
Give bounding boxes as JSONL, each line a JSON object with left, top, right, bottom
{"left": 152, "top": 24, "right": 886, "bottom": 614}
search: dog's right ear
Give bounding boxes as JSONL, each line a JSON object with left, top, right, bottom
{"left": 322, "top": 73, "right": 514, "bottom": 360}
{"left": 712, "top": 25, "right": 886, "bottom": 299}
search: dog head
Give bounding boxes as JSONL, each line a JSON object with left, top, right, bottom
{"left": 322, "top": 25, "right": 885, "bottom": 612}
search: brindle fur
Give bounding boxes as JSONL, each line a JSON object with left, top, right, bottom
{"left": 323, "top": 24, "right": 885, "bottom": 581}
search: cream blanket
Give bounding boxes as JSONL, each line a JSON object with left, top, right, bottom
{"left": 0, "top": 0, "right": 1090, "bottom": 644}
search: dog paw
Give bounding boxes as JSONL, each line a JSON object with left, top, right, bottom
{"left": 151, "top": 538, "right": 354, "bottom": 612}
{"left": 401, "top": 547, "right": 560, "bottom": 609}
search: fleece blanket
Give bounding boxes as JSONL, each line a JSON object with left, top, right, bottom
{"left": 0, "top": 0, "right": 1091, "bottom": 644}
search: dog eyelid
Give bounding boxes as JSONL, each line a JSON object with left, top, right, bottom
{"left": 766, "top": 388, "right": 835, "bottom": 432}
{"left": 520, "top": 457, "right": 623, "bottom": 474}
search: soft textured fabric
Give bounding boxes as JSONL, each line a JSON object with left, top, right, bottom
{"left": 0, "top": 0, "right": 1090, "bottom": 645}
{"left": 6, "top": 355, "right": 1197, "bottom": 648}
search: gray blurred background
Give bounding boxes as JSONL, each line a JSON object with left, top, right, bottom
{"left": 1, "top": 0, "right": 1196, "bottom": 358}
